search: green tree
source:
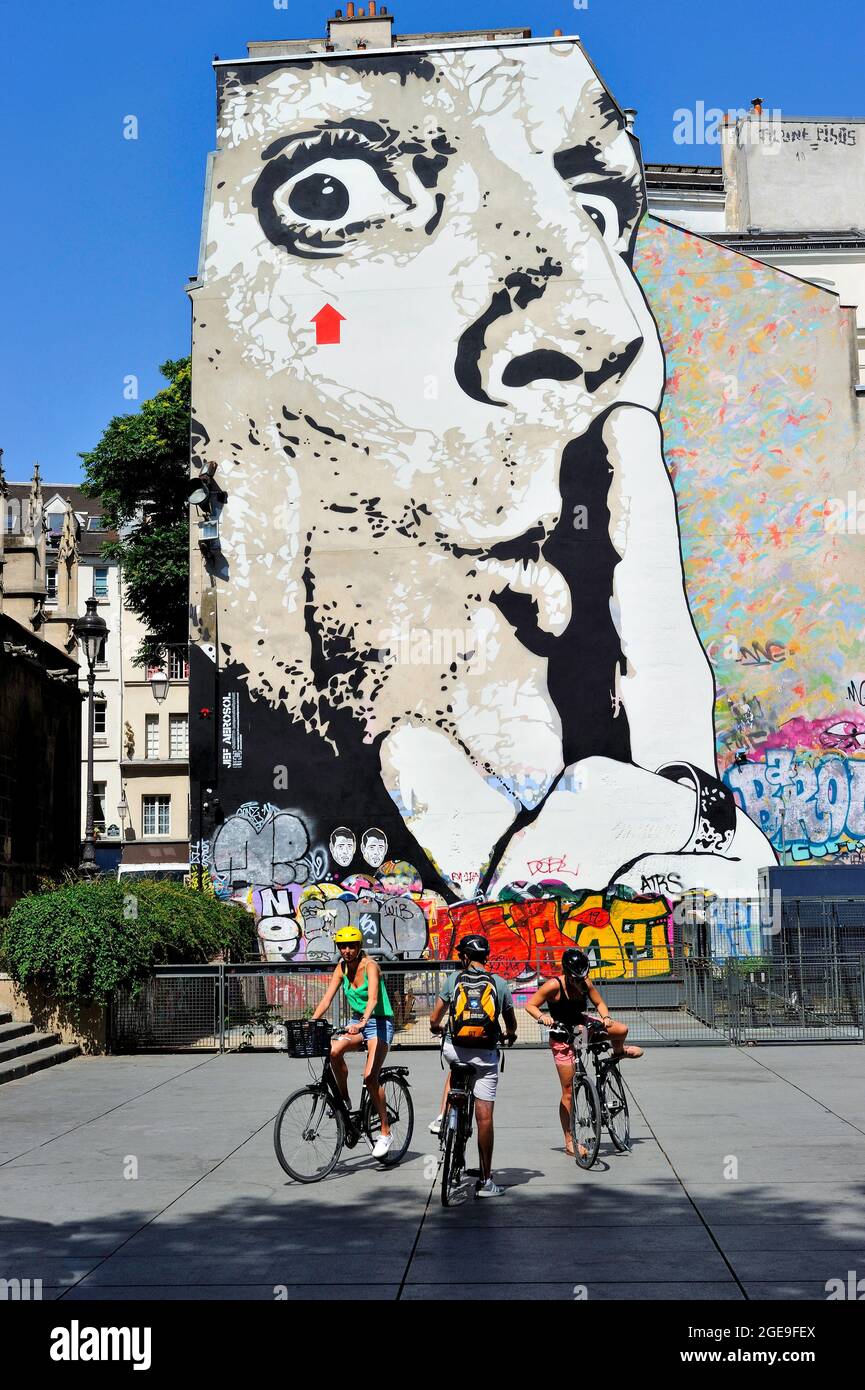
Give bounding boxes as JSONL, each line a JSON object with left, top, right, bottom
{"left": 80, "top": 357, "right": 190, "bottom": 667}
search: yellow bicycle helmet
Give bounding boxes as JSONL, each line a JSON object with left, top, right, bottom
{"left": 333, "top": 926, "right": 363, "bottom": 945}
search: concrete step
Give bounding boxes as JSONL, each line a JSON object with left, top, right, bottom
{"left": 0, "top": 1020, "right": 36, "bottom": 1044}
{"left": 0, "top": 1042, "right": 82, "bottom": 1086}
{"left": 0, "top": 1010, "right": 12, "bottom": 1025}
{"left": 0, "top": 1030, "right": 62, "bottom": 1062}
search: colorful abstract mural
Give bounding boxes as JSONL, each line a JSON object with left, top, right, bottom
{"left": 636, "top": 221, "right": 865, "bottom": 868}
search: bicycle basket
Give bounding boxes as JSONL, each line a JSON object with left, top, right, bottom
{"left": 284, "top": 1019, "right": 332, "bottom": 1058}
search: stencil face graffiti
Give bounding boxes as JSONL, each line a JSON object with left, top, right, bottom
{"left": 192, "top": 38, "right": 779, "bottom": 938}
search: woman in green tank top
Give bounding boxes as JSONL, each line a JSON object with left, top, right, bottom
{"left": 311, "top": 925, "right": 395, "bottom": 1158}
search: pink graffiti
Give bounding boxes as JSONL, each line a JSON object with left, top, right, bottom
{"left": 526, "top": 855, "right": 570, "bottom": 876}
{"left": 745, "top": 712, "right": 865, "bottom": 758}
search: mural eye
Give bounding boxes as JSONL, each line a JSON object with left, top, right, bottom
{"left": 288, "top": 172, "right": 350, "bottom": 222}
{"left": 272, "top": 157, "right": 407, "bottom": 236}
{"left": 575, "top": 193, "right": 621, "bottom": 247}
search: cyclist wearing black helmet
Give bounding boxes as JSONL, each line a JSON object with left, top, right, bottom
{"left": 526, "top": 948, "right": 643, "bottom": 1156}
{"left": 428, "top": 933, "right": 517, "bottom": 1197}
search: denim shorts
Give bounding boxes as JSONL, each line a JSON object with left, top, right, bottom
{"left": 352, "top": 1015, "right": 394, "bottom": 1045}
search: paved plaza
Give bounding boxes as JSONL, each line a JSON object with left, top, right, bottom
{"left": 1, "top": 1045, "right": 864, "bottom": 1301}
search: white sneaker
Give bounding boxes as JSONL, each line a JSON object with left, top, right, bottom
{"left": 428, "top": 1115, "right": 443, "bottom": 1135}
{"left": 474, "top": 1178, "right": 505, "bottom": 1198}
{"left": 372, "top": 1133, "right": 393, "bottom": 1159}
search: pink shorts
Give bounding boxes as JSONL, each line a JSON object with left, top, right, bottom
{"left": 549, "top": 1014, "right": 606, "bottom": 1067}
{"left": 550, "top": 1038, "right": 576, "bottom": 1067}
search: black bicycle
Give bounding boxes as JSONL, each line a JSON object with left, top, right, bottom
{"left": 436, "top": 1032, "right": 510, "bottom": 1206}
{"left": 273, "top": 1019, "right": 414, "bottom": 1182}
{"left": 555, "top": 1019, "right": 631, "bottom": 1169}
{"left": 439, "top": 1057, "right": 478, "bottom": 1206}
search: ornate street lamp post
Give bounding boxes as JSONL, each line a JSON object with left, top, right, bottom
{"left": 74, "top": 597, "right": 109, "bottom": 873}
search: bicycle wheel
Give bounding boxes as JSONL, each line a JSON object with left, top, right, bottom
{"left": 602, "top": 1064, "right": 631, "bottom": 1152}
{"left": 570, "top": 1074, "right": 601, "bottom": 1170}
{"left": 364, "top": 1075, "right": 415, "bottom": 1165}
{"left": 274, "top": 1085, "right": 344, "bottom": 1183}
{"left": 440, "top": 1108, "right": 468, "bottom": 1207}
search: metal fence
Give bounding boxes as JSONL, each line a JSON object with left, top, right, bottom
{"left": 693, "top": 895, "right": 865, "bottom": 964}
{"left": 107, "top": 954, "right": 865, "bottom": 1051}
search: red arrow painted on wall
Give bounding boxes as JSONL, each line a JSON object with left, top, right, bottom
{"left": 311, "top": 304, "right": 346, "bottom": 345}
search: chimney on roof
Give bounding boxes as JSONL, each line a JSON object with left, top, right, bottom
{"left": 751, "top": 96, "right": 763, "bottom": 115}
{"left": 328, "top": 2, "right": 393, "bottom": 48}
{"left": 623, "top": 108, "right": 637, "bottom": 133}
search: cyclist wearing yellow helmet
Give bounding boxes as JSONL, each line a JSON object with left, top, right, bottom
{"left": 311, "top": 926, "right": 396, "bottom": 1158}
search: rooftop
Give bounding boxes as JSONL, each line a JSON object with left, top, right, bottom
{"left": 239, "top": 7, "right": 533, "bottom": 59}
{"left": 4, "top": 482, "right": 116, "bottom": 556}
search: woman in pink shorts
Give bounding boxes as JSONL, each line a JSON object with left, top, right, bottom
{"left": 525, "top": 948, "right": 643, "bottom": 1156}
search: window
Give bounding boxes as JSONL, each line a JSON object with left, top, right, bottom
{"left": 169, "top": 714, "right": 188, "bottom": 759}
{"left": 94, "top": 701, "right": 107, "bottom": 737}
{"left": 92, "top": 781, "right": 107, "bottom": 835}
{"left": 143, "top": 795, "right": 170, "bottom": 837}
{"left": 46, "top": 568, "right": 58, "bottom": 601}
{"left": 46, "top": 512, "right": 64, "bottom": 534}
{"left": 169, "top": 646, "right": 189, "bottom": 680}
{"left": 145, "top": 714, "right": 159, "bottom": 759}
{"left": 5, "top": 504, "right": 17, "bottom": 533}
{"left": 87, "top": 516, "right": 106, "bottom": 530}
{"left": 94, "top": 567, "right": 109, "bottom": 599}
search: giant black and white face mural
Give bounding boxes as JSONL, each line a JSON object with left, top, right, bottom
{"left": 192, "top": 38, "right": 775, "bottom": 924}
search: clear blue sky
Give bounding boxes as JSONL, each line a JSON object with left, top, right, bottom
{"left": 1, "top": 0, "right": 861, "bottom": 484}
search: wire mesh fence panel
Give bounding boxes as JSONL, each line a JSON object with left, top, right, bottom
{"left": 221, "top": 967, "right": 338, "bottom": 1050}
{"left": 110, "top": 974, "right": 221, "bottom": 1050}
{"left": 107, "top": 952, "right": 865, "bottom": 1050}
{"left": 729, "top": 956, "right": 864, "bottom": 1042}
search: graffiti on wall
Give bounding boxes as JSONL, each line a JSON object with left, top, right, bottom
{"left": 724, "top": 715, "right": 865, "bottom": 863}
{"left": 190, "top": 37, "right": 863, "bottom": 970}
{"left": 204, "top": 803, "right": 672, "bottom": 980}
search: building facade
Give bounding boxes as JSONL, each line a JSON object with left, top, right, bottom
{"left": 1, "top": 462, "right": 190, "bottom": 876}
{"left": 118, "top": 607, "right": 190, "bottom": 876}
{"left": 187, "top": 13, "right": 863, "bottom": 975}
{"left": 0, "top": 461, "right": 83, "bottom": 910}
{"left": 1, "top": 466, "right": 123, "bottom": 868}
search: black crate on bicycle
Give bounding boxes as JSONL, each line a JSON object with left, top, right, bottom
{"left": 284, "top": 1019, "right": 332, "bottom": 1058}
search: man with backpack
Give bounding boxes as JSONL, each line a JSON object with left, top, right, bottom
{"left": 428, "top": 934, "right": 517, "bottom": 1197}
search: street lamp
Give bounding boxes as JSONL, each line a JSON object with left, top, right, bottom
{"left": 117, "top": 790, "right": 129, "bottom": 835}
{"left": 74, "top": 597, "right": 109, "bottom": 873}
{"left": 150, "top": 669, "right": 169, "bottom": 703}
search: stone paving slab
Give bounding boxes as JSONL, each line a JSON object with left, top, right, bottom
{"left": 402, "top": 1282, "right": 745, "bottom": 1301}
{"left": 0, "top": 1046, "right": 863, "bottom": 1301}
{"left": 58, "top": 1283, "right": 403, "bottom": 1301}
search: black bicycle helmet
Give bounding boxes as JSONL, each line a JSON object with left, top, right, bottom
{"left": 457, "top": 933, "right": 490, "bottom": 962}
{"left": 562, "top": 947, "right": 591, "bottom": 979}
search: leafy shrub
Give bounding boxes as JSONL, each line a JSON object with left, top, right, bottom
{"left": 1, "top": 879, "right": 256, "bottom": 1006}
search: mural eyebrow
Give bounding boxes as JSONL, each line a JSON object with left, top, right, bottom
{"left": 553, "top": 145, "right": 641, "bottom": 228}
{"left": 261, "top": 120, "right": 394, "bottom": 162}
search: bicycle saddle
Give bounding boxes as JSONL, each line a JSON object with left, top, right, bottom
{"left": 449, "top": 1062, "right": 475, "bottom": 1086}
